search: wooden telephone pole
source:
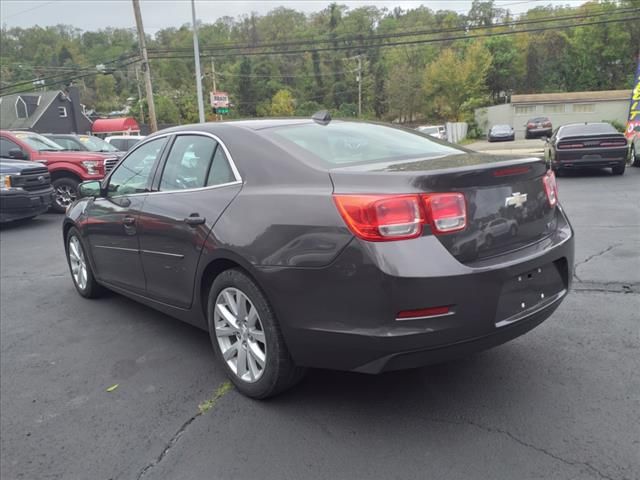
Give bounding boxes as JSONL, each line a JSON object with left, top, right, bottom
{"left": 132, "top": 0, "right": 157, "bottom": 133}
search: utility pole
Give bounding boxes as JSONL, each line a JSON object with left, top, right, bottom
{"left": 357, "top": 55, "right": 362, "bottom": 118}
{"left": 134, "top": 64, "right": 145, "bottom": 123}
{"left": 191, "top": 0, "right": 205, "bottom": 123}
{"left": 211, "top": 58, "right": 216, "bottom": 92}
{"left": 132, "top": 0, "right": 157, "bottom": 132}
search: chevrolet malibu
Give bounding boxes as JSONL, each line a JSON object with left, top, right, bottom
{"left": 63, "top": 116, "right": 574, "bottom": 398}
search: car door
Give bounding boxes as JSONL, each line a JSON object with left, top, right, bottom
{"left": 84, "top": 137, "right": 168, "bottom": 293}
{"left": 137, "top": 133, "right": 241, "bottom": 308}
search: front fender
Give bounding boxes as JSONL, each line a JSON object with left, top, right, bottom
{"left": 48, "top": 162, "right": 103, "bottom": 181}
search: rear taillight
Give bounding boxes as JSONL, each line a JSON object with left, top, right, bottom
{"left": 333, "top": 192, "right": 467, "bottom": 242}
{"left": 333, "top": 195, "right": 423, "bottom": 241}
{"left": 542, "top": 170, "right": 558, "bottom": 207}
{"left": 397, "top": 305, "right": 452, "bottom": 320}
{"left": 423, "top": 193, "right": 467, "bottom": 234}
{"left": 600, "top": 140, "right": 627, "bottom": 147}
{"left": 527, "top": 123, "right": 535, "bottom": 128}
{"left": 558, "top": 143, "right": 584, "bottom": 149}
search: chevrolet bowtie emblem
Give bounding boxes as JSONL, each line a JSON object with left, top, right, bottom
{"left": 505, "top": 192, "right": 527, "bottom": 208}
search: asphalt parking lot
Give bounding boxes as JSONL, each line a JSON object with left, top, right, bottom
{"left": 1, "top": 168, "right": 639, "bottom": 480}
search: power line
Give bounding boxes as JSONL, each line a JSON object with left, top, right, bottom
{"left": 146, "top": 8, "right": 638, "bottom": 56}
{"left": 0, "top": 53, "right": 139, "bottom": 93}
{"left": 0, "top": 58, "right": 140, "bottom": 97}
{"left": 147, "top": 15, "right": 639, "bottom": 61}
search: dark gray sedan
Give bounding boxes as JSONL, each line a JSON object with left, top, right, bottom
{"left": 62, "top": 116, "right": 574, "bottom": 398}
{"left": 488, "top": 124, "right": 515, "bottom": 142}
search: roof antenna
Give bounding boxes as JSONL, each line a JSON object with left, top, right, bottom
{"left": 312, "top": 110, "right": 331, "bottom": 126}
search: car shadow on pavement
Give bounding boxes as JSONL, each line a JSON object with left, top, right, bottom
{"left": 557, "top": 168, "right": 619, "bottom": 178}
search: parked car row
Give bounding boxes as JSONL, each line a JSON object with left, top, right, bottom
{"left": 485, "top": 119, "right": 637, "bottom": 176}
{"left": 0, "top": 130, "right": 144, "bottom": 218}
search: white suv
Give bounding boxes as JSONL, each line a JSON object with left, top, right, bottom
{"left": 104, "top": 135, "right": 145, "bottom": 152}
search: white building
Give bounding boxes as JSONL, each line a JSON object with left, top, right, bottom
{"left": 475, "top": 90, "right": 632, "bottom": 139}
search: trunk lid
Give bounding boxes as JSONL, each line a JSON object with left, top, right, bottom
{"left": 329, "top": 153, "right": 556, "bottom": 263}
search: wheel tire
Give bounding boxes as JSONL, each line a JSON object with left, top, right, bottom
{"left": 612, "top": 163, "right": 625, "bottom": 175}
{"left": 509, "top": 225, "right": 517, "bottom": 236}
{"left": 632, "top": 145, "right": 640, "bottom": 168}
{"left": 207, "top": 269, "right": 306, "bottom": 399}
{"left": 65, "top": 227, "right": 103, "bottom": 298}
{"left": 484, "top": 234, "right": 493, "bottom": 249}
{"left": 525, "top": 132, "right": 530, "bottom": 139}
{"left": 52, "top": 177, "right": 80, "bottom": 213}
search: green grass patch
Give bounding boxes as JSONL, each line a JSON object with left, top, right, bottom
{"left": 198, "top": 381, "right": 233, "bottom": 414}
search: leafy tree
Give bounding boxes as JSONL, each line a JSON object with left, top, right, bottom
{"left": 423, "top": 41, "right": 492, "bottom": 121}
{"left": 270, "top": 89, "right": 295, "bottom": 116}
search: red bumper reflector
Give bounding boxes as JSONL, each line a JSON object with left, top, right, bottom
{"left": 493, "top": 166, "right": 531, "bottom": 177}
{"left": 397, "top": 305, "right": 451, "bottom": 320}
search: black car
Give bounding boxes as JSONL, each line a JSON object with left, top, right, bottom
{"left": 62, "top": 116, "right": 574, "bottom": 398}
{"left": 488, "top": 124, "right": 515, "bottom": 142}
{"left": 545, "top": 122, "right": 628, "bottom": 175}
{"left": 525, "top": 117, "right": 552, "bottom": 139}
{"left": 0, "top": 158, "right": 54, "bottom": 223}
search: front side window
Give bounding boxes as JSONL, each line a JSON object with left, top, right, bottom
{"left": 160, "top": 135, "right": 217, "bottom": 191}
{"left": 108, "top": 137, "right": 167, "bottom": 197}
{"left": 12, "top": 132, "right": 64, "bottom": 152}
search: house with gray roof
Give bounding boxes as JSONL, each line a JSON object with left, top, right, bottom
{"left": 0, "top": 86, "right": 92, "bottom": 134}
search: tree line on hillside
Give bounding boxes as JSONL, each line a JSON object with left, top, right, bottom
{"left": 1, "top": 0, "right": 638, "bottom": 127}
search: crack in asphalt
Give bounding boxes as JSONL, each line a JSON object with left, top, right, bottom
{"left": 572, "top": 282, "right": 637, "bottom": 295}
{"left": 573, "top": 244, "right": 622, "bottom": 281}
{"left": 423, "top": 416, "right": 619, "bottom": 480}
{"left": 135, "top": 381, "right": 233, "bottom": 480}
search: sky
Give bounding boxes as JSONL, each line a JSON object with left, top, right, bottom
{"left": 1, "top": 0, "right": 588, "bottom": 34}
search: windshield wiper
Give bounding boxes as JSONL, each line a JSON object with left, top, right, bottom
{"left": 38, "top": 148, "right": 62, "bottom": 152}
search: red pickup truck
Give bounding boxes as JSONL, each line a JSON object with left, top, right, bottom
{"left": 0, "top": 130, "right": 118, "bottom": 212}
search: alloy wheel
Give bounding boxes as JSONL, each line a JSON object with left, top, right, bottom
{"left": 55, "top": 185, "right": 77, "bottom": 208}
{"left": 214, "top": 287, "right": 267, "bottom": 383}
{"left": 68, "top": 236, "right": 88, "bottom": 291}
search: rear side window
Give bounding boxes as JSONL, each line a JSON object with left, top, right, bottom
{"left": 207, "top": 146, "right": 235, "bottom": 186}
{"left": 160, "top": 135, "right": 217, "bottom": 191}
{"left": 269, "top": 123, "right": 461, "bottom": 167}
{"left": 109, "top": 139, "right": 125, "bottom": 150}
{"left": 0, "top": 138, "right": 21, "bottom": 157}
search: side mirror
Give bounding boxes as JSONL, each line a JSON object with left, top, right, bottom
{"left": 78, "top": 180, "right": 102, "bottom": 198}
{"left": 8, "top": 148, "right": 27, "bottom": 160}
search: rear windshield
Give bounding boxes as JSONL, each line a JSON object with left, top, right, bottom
{"left": 269, "top": 122, "right": 461, "bottom": 167}
{"left": 13, "top": 132, "right": 64, "bottom": 151}
{"left": 559, "top": 123, "right": 617, "bottom": 137}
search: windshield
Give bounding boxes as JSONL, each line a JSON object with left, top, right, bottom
{"left": 418, "top": 126, "right": 439, "bottom": 134}
{"left": 270, "top": 122, "right": 462, "bottom": 167}
{"left": 492, "top": 125, "right": 512, "bottom": 133}
{"left": 13, "top": 132, "right": 64, "bottom": 151}
{"left": 77, "top": 135, "right": 119, "bottom": 152}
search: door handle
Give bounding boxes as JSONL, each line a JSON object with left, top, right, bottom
{"left": 123, "top": 216, "right": 136, "bottom": 226}
{"left": 184, "top": 215, "right": 206, "bottom": 226}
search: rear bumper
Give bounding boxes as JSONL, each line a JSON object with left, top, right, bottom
{"left": 0, "top": 187, "right": 54, "bottom": 222}
{"left": 255, "top": 207, "right": 574, "bottom": 373}
{"left": 527, "top": 128, "right": 551, "bottom": 137}
{"left": 553, "top": 148, "right": 627, "bottom": 169}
